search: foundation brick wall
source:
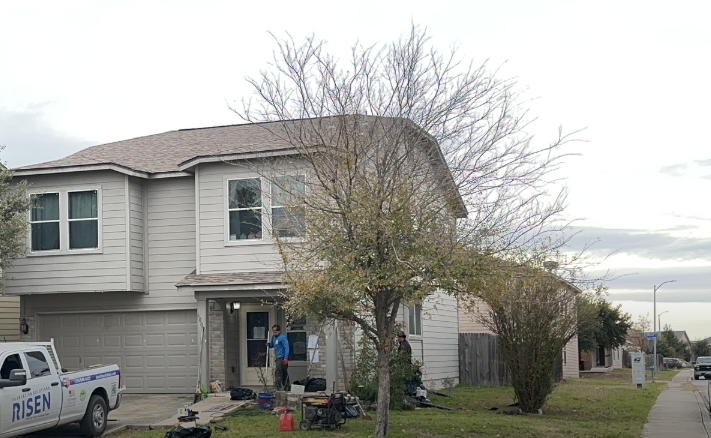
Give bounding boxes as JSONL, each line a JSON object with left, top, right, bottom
{"left": 209, "top": 303, "right": 226, "bottom": 387}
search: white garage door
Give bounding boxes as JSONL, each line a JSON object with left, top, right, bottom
{"left": 38, "top": 310, "right": 198, "bottom": 393}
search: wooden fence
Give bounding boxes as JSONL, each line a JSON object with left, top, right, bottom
{"left": 459, "top": 333, "right": 510, "bottom": 386}
{"left": 459, "top": 332, "right": 563, "bottom": 386}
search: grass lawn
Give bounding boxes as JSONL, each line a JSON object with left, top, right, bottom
{"left": 111, "top": 369, "right": 677, "bottom": 438}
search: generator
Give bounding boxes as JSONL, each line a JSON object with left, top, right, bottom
{"left": 299, "top": 392, "right": 347, "bottom": 431}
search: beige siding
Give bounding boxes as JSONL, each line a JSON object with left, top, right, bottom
{"left": 146, "top": 177, "right": 196, "bottom": 297}
{"left": 129, "top": 178, "right": 145, "bottom": 291}
{"left": 563, "top": 335, "right": 579, "bottom": 378}
{"left": 399, "top": 291, "right": 459, "bottom": 388}
{"left": 420, "top": 291, "right": 460, "bottom": 386}
{"left": 0, "top": 296, "right": 20, "bottom": 341}
{"left": 4, "top": 171, "right": 129, "bottom": 295}
{"left": 457, "top": 299, "right": 494, "bottom": 334}
{"left": 198, "top": 162, "right": 283, "bottom": 274}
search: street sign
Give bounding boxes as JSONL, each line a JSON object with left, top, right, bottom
{"left": 644, "top": 332, "right": 658, "bottom": 340}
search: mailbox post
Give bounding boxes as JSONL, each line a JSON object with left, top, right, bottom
{"left": 631, "top": 352, "right": 646, "bottom": 389}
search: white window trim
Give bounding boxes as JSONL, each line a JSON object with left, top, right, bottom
{"left": 224, "top": 177, "right": 265, "bottom": 245}
{"left": 269, "top": 175, "right": 306, "bottom": 241}
{"left": 27, "top": 187, "right": 103, "bottom": 256}
{"left": 407, "top": 303, "right": 423, "bottom": 339}
{"left": 29, "top": 192, "right": 60, "bottom": 253}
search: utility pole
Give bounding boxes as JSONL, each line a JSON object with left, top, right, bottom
{"left": 653, "top": 281, "right": 676, "bottom": 380}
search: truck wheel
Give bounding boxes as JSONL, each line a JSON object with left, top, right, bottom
{"left": 80, "top": 395, "right": 108, "bottom": 437}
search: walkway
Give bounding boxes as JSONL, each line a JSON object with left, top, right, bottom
{"left": 642, "top": 369, "right": 710, "bottom": 438}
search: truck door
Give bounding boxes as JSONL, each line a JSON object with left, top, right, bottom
{"left": 0, "top": 353, "right": 31, "bottom": 437}
{"left": 16, "top": 350, "right": 62, "bottom": 431}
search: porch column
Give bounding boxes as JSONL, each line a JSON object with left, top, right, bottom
{"left": 197, "top": 297, "right": 209, "bottom": 394}
{"left": 325, "top": 322, "right": 338, "bottom": 393}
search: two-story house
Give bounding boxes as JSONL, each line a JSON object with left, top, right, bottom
{"left": 5, "top": 117, "right": 463, "bottom": 393}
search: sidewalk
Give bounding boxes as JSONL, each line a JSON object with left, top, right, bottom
{"left": 642, "top": 369, "right": 710, "bottom": 438}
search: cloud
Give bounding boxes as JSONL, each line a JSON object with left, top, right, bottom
{"left": 0, "top": 104, "right": 93, "bottom": 168}
{"left": 659, "top": 163, "right": 687, "bottom": 176}
{"left": 694, "top": 159, "right": 711, "bottom": 167}
{"left": 567, "top": 226, "right": 711, "bottom": 262}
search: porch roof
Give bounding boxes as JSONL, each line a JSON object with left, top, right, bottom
{"left": 176, "top": 271, "right": 285, "bottom": 288}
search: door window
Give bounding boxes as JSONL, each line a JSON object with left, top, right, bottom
{"left": 246, "top": 312, "right": 269, "bottom": 368}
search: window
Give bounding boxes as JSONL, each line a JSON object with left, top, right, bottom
{"left": 408, "top": 304, "right": 422, "bottom": 336}
{"left": 69, "top": 190, "right": 98, "bottom": 249}
{"left": 271, "top": 175, "right": 305, "bottom": 238}
{"left": 228, "top": 178, "right": 262, "bottom": 240}
{"left": 31, "top": 193, "right": 60, "bottom": 251}
{"left": 24, "top": 351, "right": 51, "bottom": 378}
{"left": 0, "top": 354, "right": 23, "bottom": 379}
{"left": 287, "top": 316, "right": 307, "bottom": 361}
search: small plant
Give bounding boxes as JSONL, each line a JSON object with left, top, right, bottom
{"left": 442, "top": 376, "right": 455, "bottom": 395}
{"left": 253, "top": 352, "right": 272, "bottom": 393}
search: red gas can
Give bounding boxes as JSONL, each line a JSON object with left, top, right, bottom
{"left": 279, "top": 411, "right": 294, "bottom": 432}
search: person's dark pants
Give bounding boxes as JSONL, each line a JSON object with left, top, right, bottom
{"left": 275, "top": 359, "right": 289, "bottom": 390}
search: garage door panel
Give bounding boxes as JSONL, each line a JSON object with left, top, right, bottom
{"left": 62, "top": 336, "right": 81, "bottom": 348}
{"left": 146, "top": 334, "right": 165, "bottom": 346}
{"left": 38, "top": 310, "right": 197, "bottom": 393}
{"left": 104, "top": 335, "right": 122, "bottom": 347}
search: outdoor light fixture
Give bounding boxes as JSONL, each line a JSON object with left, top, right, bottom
{"left": 229, "top": 302, "right": 241, "bottom": 313}
{"left": 19, "top": 317, "right": 28, "bottom": 335}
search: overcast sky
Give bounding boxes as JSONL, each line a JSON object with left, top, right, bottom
{"left": 1, "top": 0, "right": 710, "bottom": 339}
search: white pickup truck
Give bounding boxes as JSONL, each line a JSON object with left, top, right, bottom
{"left": 0, "top": 342, "right": 123, "bottom": 437}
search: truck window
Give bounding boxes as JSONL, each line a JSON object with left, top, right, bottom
{"left": 0, "top": 354, "right": 23, "bottom": 379}
{"left": 24, "top": 351, "right": 52, "bottom": 378}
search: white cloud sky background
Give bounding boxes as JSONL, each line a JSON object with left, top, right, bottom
{"left": 1, "top": 0, "right": 710, "bottom": 338}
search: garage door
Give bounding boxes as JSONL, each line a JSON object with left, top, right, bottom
{"left": 38, "top": 310, "right": 198, "bottom": 393}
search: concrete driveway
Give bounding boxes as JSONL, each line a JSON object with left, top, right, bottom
{"left": 22, "top": 393, "right": 195, "bottom": 437}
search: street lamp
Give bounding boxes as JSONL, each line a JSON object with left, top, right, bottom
{"left": 653, "top": 280, "right": 676, "bottom": 380}
{"left": 658, "top": 310, "right": 669, "bottom": 333}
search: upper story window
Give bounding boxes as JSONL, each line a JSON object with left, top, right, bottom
{"left": 29, "top": 189, "right": 101, "bottom": 253}
{"left": 228, "top": 178, "right": 263, "bottom": 240}
{"left": 408, "top": 303, "right": 422, "bottom": 336}
{"left": 68, "top": 190, "right": 98, "bottom": 249}
{"left": 271, "top": 175, "right": 305, "bottom": 238}
{"left": 31, "top": 193, "right": 60, "bottom": 251}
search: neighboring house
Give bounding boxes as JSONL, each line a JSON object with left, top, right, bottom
{"left": 4, "top": 117, "right": 463, "bottom": 393}
{"left": 578, "top": 346, "right": 624, "bottom": 371}
{"left": 0, "top": 296, "right": 20, "bottom": 341}
{"left": 458, "top": 284, "right": 581, "bottom": 379}
{"left": 673, "top": 331, "right": 692, "bottom": 352}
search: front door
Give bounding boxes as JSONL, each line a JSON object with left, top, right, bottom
{"left": 240, "top": 306, "right": 275, "bottom": 387}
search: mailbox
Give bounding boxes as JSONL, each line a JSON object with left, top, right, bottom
{"left": 631, "top": 352, "right": 646, "bottom": 386}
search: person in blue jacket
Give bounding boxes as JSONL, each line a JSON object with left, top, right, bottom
{"left": 267, "top": 324, "right": 290, "bottom": 390}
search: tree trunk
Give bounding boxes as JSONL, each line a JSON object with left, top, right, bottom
{"left": 374, "top": 346, "right": 391, "bottom": 437}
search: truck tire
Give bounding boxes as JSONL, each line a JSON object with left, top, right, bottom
{"left": 80, "top": 395, "right": 108, "bottom": 437}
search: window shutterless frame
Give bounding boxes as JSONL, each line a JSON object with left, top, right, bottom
{"left": 226, "top": 177, "right": 263, "bottom": 241}
{"left": 27, "top": 188, "right": 102, "bottom": 255}
{"left": 67, "top": 190, "right": 99, "bottom": 250}
{"left": 270, "top": 175, "right": 306, "bottom": 238}
{"left": 30, "top": 192, "right": 60, "bottom": 252}
{"left": 408, "top": 303, "right": 422, "bottom": 337}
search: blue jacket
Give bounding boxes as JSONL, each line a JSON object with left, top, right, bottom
{"left": 269, "top": 333, "right": 290, "bottom": 359}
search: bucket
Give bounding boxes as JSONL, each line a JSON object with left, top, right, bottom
{"left": 257, "top": 392, "right": 274, "bottom": 410}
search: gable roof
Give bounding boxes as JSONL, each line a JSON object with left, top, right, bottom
{"left": 15, "top": 116, "right": 467, "bottom": 217}
{"left": 14, "top": 121, "right": 297, "bottom": 178}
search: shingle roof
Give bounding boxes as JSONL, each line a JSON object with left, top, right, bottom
{"left": 15, "top": 121, "right": 296, "bottom": 175}
{"left": 176, "top": 271, "right": 285, "bottom": 288}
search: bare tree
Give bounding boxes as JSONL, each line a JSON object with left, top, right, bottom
{"left": 235, "top": 25, "right": 578, "bottom": 436}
